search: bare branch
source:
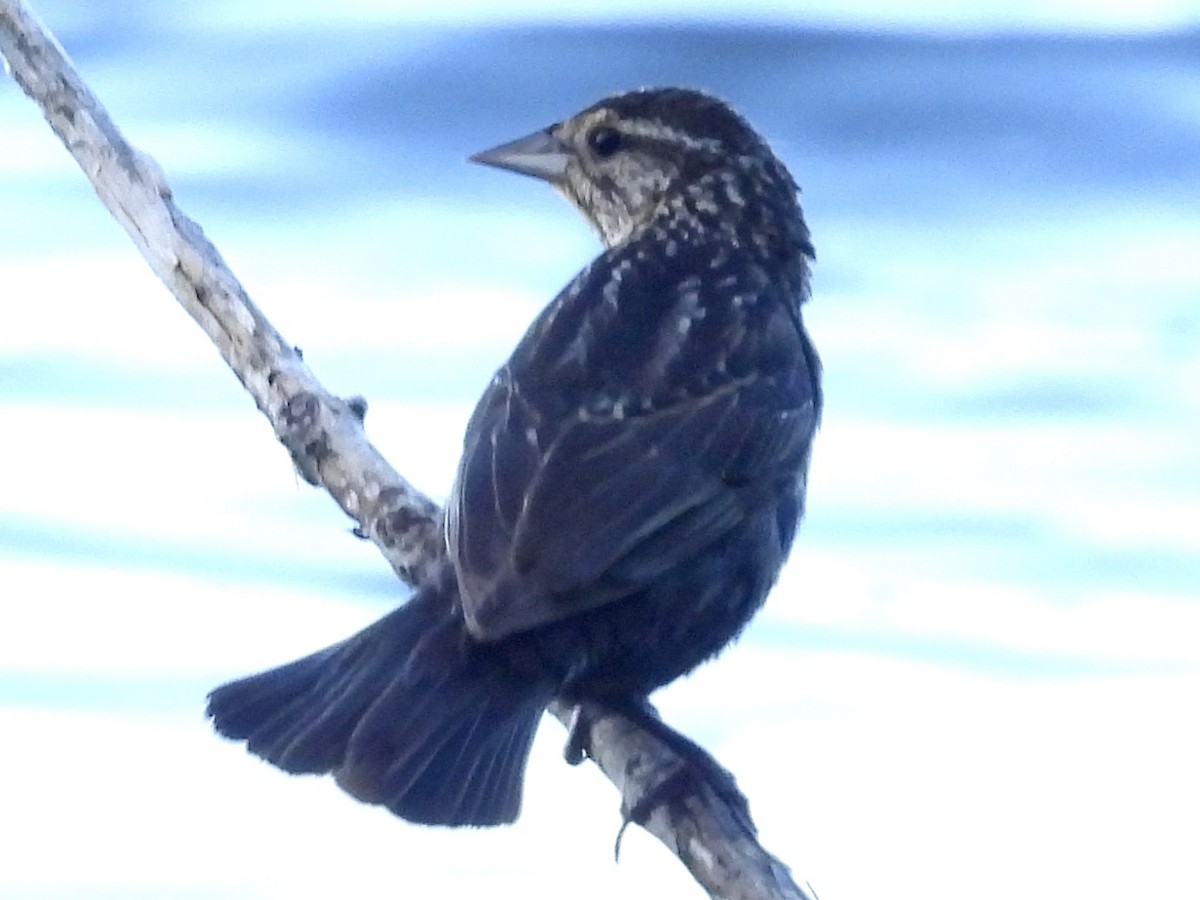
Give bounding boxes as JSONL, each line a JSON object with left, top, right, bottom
{"left": 0, "top": 3, "right": 817, "bottom": 898}
{"left": 0, "top": 0, "right": 443, "bottom": 586}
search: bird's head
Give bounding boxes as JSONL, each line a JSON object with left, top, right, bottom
{"left": 471, "top": 87, "right": 804, "bottom": 252}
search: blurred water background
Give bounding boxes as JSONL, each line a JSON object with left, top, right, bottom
{"left": 1, "top": 2, "right": 1198, "bottom": 898}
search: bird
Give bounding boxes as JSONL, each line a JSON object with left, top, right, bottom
{"left": 207, "top": 86, "right": 821, "bottom": 828}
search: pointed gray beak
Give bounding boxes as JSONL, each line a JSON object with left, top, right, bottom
{"left": 469, "top": 128, "right": 571, "bottom": 183}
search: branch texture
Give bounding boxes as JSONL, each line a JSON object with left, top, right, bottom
{"left": 0, "top": 3, "right": 817, "bottom": 898}
{"left": 0, "top": 0, "right": 442, "bottom": 587}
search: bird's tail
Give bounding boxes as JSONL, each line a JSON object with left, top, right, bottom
{"left": 207, "top": 569, "right": 552, "bottom": 826}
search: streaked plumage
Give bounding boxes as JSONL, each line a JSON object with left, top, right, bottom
{"left": 209, "top": 87, "right": 821, "bottom": 827}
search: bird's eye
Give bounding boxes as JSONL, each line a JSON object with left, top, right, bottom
{"left": 587, "top": 126, "right": 622, "bottom": 158}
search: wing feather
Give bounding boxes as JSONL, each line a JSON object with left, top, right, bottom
{"left": 446, "top": 239, "right": 819, "bottom": 642}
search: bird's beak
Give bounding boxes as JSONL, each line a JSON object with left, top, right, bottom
{"left": 469, "top": 128, "right": 571, "bottom": 184}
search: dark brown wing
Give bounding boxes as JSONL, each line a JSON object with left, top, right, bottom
{"left": 446, "top": 239, "right": 819, "bottom": 641}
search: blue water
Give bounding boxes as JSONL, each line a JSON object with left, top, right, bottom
{"left": 2, "top": 6, "right": 1198, "bottom": 900}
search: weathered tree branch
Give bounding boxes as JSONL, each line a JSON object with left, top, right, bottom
{"left": 1, "top": 3, "right": 817, "bottom": 898}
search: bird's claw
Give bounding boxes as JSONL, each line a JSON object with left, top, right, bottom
{"left": 562, "top": 703, "right": 593, "bottom": 766}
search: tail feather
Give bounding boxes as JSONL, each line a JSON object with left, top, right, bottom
{"left": 207, "top": 575, "right": 552, "bottom": 826}
{"left": 458, "top": 701, "right": 533, "bottom": 821}
{"left": 475, "top": 711, "right": 541, "bottom": 822}
{"left": 332, "top": 619, "right": 548, "bottom": 825}
{"left": 370, "top": 688, "right": 542, "bottom": 826}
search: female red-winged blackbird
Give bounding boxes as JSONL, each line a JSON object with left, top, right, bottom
{"left": 209, "top": 87, "right": 821, "bottom": 827}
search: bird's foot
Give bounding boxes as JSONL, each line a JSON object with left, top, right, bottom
{"left": 561, "top": 698, "right": 623, "bottom": 765}
{"left": 560, "top": 696, "right": 755, "bottom": 859}
{"left": 616, "top": 701, "right": 754, "bottom": 839}
{"left": 562, "top": 703, "right": 591, "bottom": 766}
